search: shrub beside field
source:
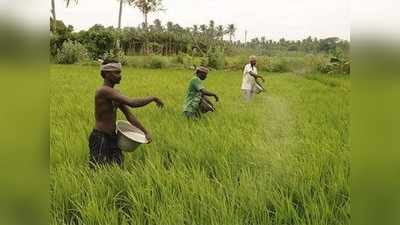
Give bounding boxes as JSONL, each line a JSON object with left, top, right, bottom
{"left": 76, "top": 54, "right": 349, "bottom": 75}
{"left": 50, "top": 65, "right": 350, "bottom": 225}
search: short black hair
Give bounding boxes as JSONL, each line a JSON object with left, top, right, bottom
{"left": 101, "top": 58, "right": 120, "bottom": 77}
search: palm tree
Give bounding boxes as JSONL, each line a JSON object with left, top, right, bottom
{"left": 127, "top": 0, "right": 163, "bottom": 30}
{"left": 126, "top": 0, "right": 164, "bottom": 55}
{"left": 51, "top": 0, "right": 56, "bottom": 21}
{"left": 208, "top": 20, "right": 215, "bottom": 38}
{"left": 65, "top": 0, "right": 78, "bottom": 8}
{"left": 227, "top": 24, "right": 236, "bottom": 42}
{"left": 216, "top": 25, "right": 224, "bottom": 40}
{"left": 118, "top": 0, "right": 124, "bottom": 29}
{"left": 192, "top": 25, "right": 198, "bottom": 34}
{"left": 115, "top": 0, "right": 125, "bottom": 49}
{"left": 199, "top": 24, "right": 207, "bottom": 34}
{"left": 51, "top": 0, "right": 78, "bottom": 32}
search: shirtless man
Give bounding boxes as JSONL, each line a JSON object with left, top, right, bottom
{"left": 88, "top": 59, "right": 164, "bottom": 168}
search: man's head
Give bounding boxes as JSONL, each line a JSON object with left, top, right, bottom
{"left": 195, "top": 66, "right": 209, "bottom": 80}
{"left": 100, "top": 59, "right": 122, "bottom": 85}
{"left": 249, "top": 55, "right": 257, "bottom": 66}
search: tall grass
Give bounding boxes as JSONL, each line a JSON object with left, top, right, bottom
{"left": 50, "top": 65, "right": 350, "bottom": 225}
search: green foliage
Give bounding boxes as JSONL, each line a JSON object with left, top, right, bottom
{"left": 302, "top": 54, "right": 329, "bottom": 74}
{"left": 147, "top": 55, "right": 169, "bottom": 69}
{"left": 49, "top": 20, "right": 349, "bottom": 62}
{"left": 207, "top": 47, "right": 225, "bottom": 69}
{"left": 319, "top": 37, "right": 340, "bottom": 53}
{"left": 319, "top": 59, "right": 350, "bottom": 75}
{"left": 77, "top": 24, "right": 117, "bottom": 59}
{"left": 48, "top": 19, "right": 350, "bottom": 73}
{"left": 288, "top": 45, "right": 299, "bottom": 51}
{"left": 175, "top": 53, "right": 197, "bottom": 69}
{"left": 262, "top": 56, "right": 336, "bottom": 74}
{"left": 224, "top": 56, "right": 247, "bottom": 71}
{"left": 126, "top": 0, "right": 164, "bottom": 28}
{"left": 50, "top": 18, "right": 74, "bottom": 57}
{"left": 200, "top": 57, "right": 209, "bottom": 67}
{"left": 266, "top": 57, "right": 291, "bottom": 73}
{"left": 316, "top": 48, "right": 350, "bottom": 74}
{"left": 126, "top": 56, "right": 147, "bottom": 68}
{"left": 102, "top": 49, "right": 128, "bottom": 65}
{"left": 55, "top": 40, "right": 89, "bottom": 64}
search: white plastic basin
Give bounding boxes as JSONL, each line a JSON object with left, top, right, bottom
{"left": 116, "top": 120, "right": 148, "bottom": 152}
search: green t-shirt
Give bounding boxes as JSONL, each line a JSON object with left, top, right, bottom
{"left": 183, "top": 76, "right": 204, "bottom": 113}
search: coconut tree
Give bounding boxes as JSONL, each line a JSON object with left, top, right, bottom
{"left": 51, "top": 0, "right": 56, "bottom": 21}
{"left": 51, "top": 0, "right": 78, "bottom": 32}
{"left": 127, "top": 0, "right": 163, "bottom": 30}
{"left": 115, "top": 0, "right": 126, "bottom": 49}
{"left": 227, "top": 24, "right": 236, "bottom": 42}
{"left": 65, "top": 0, "right": 78, "bottom": 6}
{"left": 216, "top": 25, "right": 225, "bottom": 40}
{"left": 199, "top": 24, "right": 207, "bottom": 34}
{"left": 126, "top": 0, "right": 163, "bottom": 54}
{"left": 117, "top": 0, "right": 124, "bottom": 29}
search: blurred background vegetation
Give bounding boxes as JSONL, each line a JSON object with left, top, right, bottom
{"left": 50, "top": 17, "right": 350, "bottom": 74}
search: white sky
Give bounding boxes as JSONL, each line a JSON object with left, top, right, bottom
{"left": 54, "top": 0, "right": 350, "bottom": 41}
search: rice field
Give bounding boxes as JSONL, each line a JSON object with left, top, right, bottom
{"left": 50, "top": 65, "right": 350, "bottom": 225}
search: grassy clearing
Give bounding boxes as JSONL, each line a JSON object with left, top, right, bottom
{"left": 50, "top": 65, "right": 350, "bottom": 225}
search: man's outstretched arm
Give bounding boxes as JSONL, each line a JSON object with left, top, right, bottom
{"left": 200, "top": 89, "right": 219, "bottom": 102}
{"left": 127, "top": 96, "right": 164, "bottom": 108}
{"left": 101, "top": 87, "right": 164, "bottom": 108}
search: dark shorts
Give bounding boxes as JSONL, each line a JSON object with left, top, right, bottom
{"left": 88, "top": 129, "right": 123, "bottom": 168}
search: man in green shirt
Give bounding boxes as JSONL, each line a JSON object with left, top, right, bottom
{"left": 183, "top": 66, "right": 219, "bottom": 118}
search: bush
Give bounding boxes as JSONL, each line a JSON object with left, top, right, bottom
{"left": 207, "top": 48, "right": 225, "bottom": 70}
{"left": 50, "top": 19, "right": 74, "bottom": 57}
{"left": 223, "top": 56, "right": 271, "bottom": 71}
{"left": 147, "top": 56, "right": 169, "bottom": 69}
{"left": 102, "top": 49, "right": 128, "bottom": 65}
{"left": 55, "top": 40, "right": 89, "bottom": 64}
{"left": 302, "top": 54, "right": 328, "bottom": 74}
{"left": 175, "top": 53, "right": 185, "bottom": 64}
{"left": 266, "top": 57, "right": 291, "bottom": 73}
{"left": 76, "top": 24, "right": 116, "bottom": 59}
{"left": 315, "top": 55, "right": 350, "bottom": 75}
{"left": 224, "top": 56, "right": 247, "bottom": 71}
{"left": 127, "top": 56, "right": 146, "bottom": 68}
{"left": 342, "top": 61, "right": 350, "bottom": 74}
{"left": 175, "top": 53, "right": 196, "bottom": 69}
{"left": 200, "top": 57, "right": 209, "bottom": 67}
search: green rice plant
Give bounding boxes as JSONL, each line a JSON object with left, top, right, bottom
{"left": 51, "top": 65, "right": 350, "bottom": 225}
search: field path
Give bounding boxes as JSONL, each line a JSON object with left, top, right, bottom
{"left": 249, "top": 75, "right": 301, "bottom": 169}
{"left": 262, "top": 94, "right": 294, "bottom": 152}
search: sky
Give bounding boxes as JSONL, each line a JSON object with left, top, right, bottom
{"left": 53, "top": 0, "right": 350, "bottom": 41}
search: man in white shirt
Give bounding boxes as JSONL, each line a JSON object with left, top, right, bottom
{"left": 241, "top": 55, "right": 265, "bottom": 101}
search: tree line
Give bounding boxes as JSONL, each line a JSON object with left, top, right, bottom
{"left": 50, "top": 18, "right": 349, "bottom": 59}
{"left": 50, "top": 0, "right": 348, "bottom": 60}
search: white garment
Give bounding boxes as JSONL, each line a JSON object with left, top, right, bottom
{"left": 242, "top": 89, "right": 253, "bottom": 101}
{"left": 241, "top": 63, "right": 258, "bottom": 90}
